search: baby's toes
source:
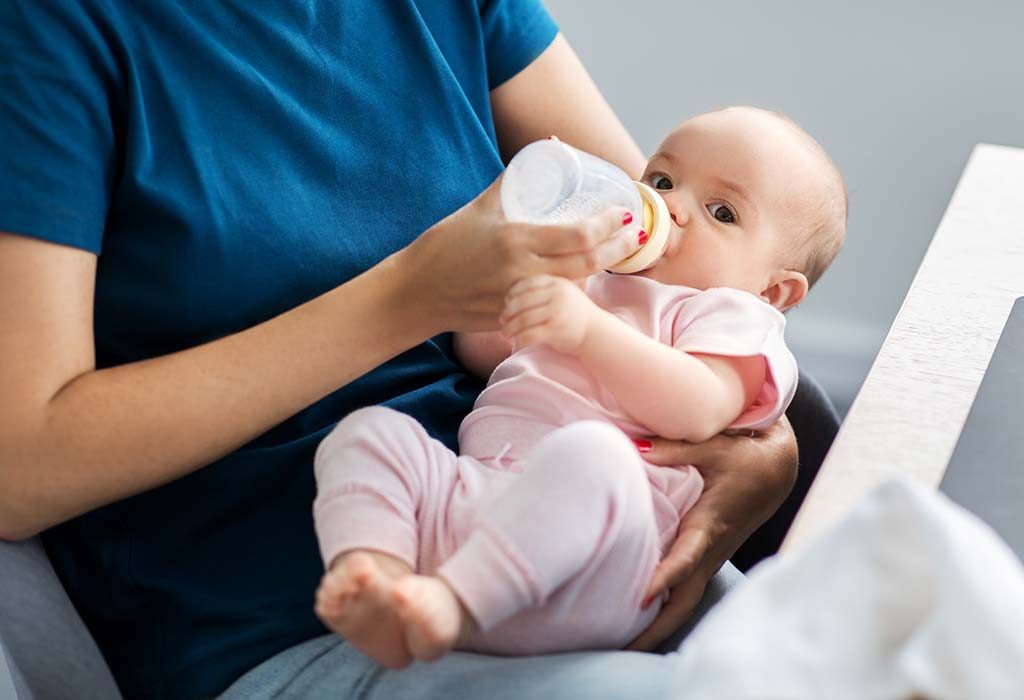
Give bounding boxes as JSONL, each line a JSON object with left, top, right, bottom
{"left": 390, "top": 576, "right": 422, "bottom": 615}
{"left": 341, "top": 551, "right": 379, "bottom": 587}
{"left": 314, "top": 582, "right": 347, "bottom": 622}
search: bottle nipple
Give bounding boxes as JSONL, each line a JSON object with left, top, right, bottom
{"left": 607, "top": 182, "right": 671, "bottom": 274}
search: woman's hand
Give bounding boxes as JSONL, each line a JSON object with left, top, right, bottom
{"left": 392, "top": 175, "right": 641, "bottom": 335}
{"left": 625, "top": 416, "right": 799, "bottom": 651}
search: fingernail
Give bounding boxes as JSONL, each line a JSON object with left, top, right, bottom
{"left": 633, "top": 438, "right": 652, "bottom": 453}
{"left": 638, "top": 230, "right": 649, "bottom": 246}
{"left": 641, "top": 594, "right": 655, "bottom": 609}
{"left": 622, "top": 212, "right": 633, "bottom": 225}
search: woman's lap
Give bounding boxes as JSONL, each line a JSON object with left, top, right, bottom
{"left": 219, "top": 562, "right": 744, "bottom": 699}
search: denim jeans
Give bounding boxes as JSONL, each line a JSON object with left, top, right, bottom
{"left": 219, "top": 563, "right": 745, "bottom": 700}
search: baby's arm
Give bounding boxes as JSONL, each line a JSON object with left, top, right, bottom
{"left": 501, "top": 275, "right": 764, "bottom": 442}
{"left": 579, "top": 313, "right": 764, "bottom": 442}
{"left": 453, "top": 331, "right": 516, "bottom": 379}
{"left": 454, "top": 278, "right": 589, "bottom": 379}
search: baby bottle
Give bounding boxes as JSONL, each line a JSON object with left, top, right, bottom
{"left": 500, "top": 138, "right": 671, "bottom": 273}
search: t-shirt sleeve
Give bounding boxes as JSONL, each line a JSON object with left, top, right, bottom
{"left": 478, "top": 0, "right": 559, "bottom": 89}
{"left": 670, "top": 287, "right": 799, "bottom": 431}
{"left": 0, "top": 1, "right": 120, "bottom": 254}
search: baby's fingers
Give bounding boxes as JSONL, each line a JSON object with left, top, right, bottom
{"left": 500, "top": 288, "right": 554, "bottom": 325}
{"left": 505, "top": 274, "right": 557, "bottom": 302}
{"left": 511, "top": 322, "right": 555, "bottom": 350}
{"left": 501, "top": 307, "right": 552, "bottom": 339}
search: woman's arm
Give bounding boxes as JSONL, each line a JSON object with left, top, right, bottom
{"left": 0, "top": 233, "right": 432, "bottom": 540}
{"left": 490, "top": 34, "right": 646, "bottom": 177}
{"left": 0, "top": 180, "right": 641, "bottom": 540}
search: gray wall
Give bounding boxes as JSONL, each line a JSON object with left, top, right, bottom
{"left": 545, "top": 0, "right": 1024, "bottom": 415}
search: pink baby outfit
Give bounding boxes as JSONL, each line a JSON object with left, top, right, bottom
{"left": 314, "top": 273, "right": 797, "bottom": 655}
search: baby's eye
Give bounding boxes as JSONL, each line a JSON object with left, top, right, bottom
{"left": 650, "top": 174, "right": 673, "bottom": 190}
{"left": 707, "top": 202, "right": 736, "bottom": 224}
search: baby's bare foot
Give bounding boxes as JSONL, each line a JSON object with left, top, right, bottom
{"left": 314, "top": 551, "right": 414, "bottom": 669}
{"left": 391, "top": 575, "right": 478, "bottom": 662}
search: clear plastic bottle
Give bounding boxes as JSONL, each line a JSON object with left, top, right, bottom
{"left": 500, "top": 138, "right": 670, "bottom": 273}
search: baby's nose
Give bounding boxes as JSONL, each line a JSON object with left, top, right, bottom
{"left": 669, "top": 207, "right": 690, "bottom": 227}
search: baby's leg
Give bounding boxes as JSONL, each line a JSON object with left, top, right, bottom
{"left": 439, "top": 421, "right": 663, "bottom": 654}
{"left": 313, "top": 406, "right": 473, "bottom": 668}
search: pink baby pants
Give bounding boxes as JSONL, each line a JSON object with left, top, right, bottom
{"left": 313, "top": 406, "right": 669, "bottom": 655}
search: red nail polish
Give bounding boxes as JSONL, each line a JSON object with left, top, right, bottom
{"left": 638, "top": 230, "right": 649, "bottom": 246}
{"left": 622, "top": 212, "right": 633, "bottom": 225}
{"left": 633, "top": 438, "right": 653, "bottom": 453}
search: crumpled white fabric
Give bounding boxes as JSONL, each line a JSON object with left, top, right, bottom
{"left": 672, "top": 477, "right": 1024, "bottom": 699}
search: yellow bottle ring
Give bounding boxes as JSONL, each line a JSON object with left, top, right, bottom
{"left": 607, "top": 181, "right": 671, "bottom": 274}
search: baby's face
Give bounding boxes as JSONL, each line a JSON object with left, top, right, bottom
{"left": 635, "top": 108, "right": 827, "bottom": 310}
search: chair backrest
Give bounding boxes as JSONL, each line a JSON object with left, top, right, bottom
{"left": 0, "top": 537, "right": 123, "bottom": 700}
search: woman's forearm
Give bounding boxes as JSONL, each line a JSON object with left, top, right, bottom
{"left": 2, "top": 253, "right": 436, "bottom": 539}
{"left": 2, "top": 167, "right": 640, "bottom": 540}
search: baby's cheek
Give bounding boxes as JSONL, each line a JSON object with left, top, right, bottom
{"left": 671, "top": 259, "right": 718, "bottom": 290}
{"left": 685, "top": 248, "right": 732, "bottom": 283}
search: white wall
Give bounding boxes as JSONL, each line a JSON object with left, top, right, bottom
{"left": 544, "top": 0, "right": 1024, "bottom": 414}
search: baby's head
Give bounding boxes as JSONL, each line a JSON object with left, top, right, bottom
{"left": 636, "top": 106, "right": 847, "bottom": 311}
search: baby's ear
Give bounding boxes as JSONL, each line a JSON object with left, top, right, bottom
{"left": 760, "top": 271, "right": 808, "bottom": 312}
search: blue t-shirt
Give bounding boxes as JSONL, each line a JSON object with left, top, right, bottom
{"left": 0, "top": 2, "right": 557, "bottom": 697}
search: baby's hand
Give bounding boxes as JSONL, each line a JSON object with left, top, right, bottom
{"left": 500, "top": 275, "right": 597, "bottom": 354}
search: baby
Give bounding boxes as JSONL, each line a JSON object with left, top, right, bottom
{"left": 312, "top": 106, "right": 847, "bottom": 668}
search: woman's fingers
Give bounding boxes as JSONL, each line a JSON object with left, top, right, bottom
{"left": 526, "top": 208, "right": 635, "bottom": 255}
{"left": 543, "top": 234, "right": 639, "bottom": 279}
{"left": 626, "top": 577, "right": 709, "bottom": 652}
{"left": 642, "top": 527, "right": 711, "bottom": 603}
{"left": 523, "top": 208, "right": 642, "bottom": 279}
{"left": 637, "top": 432, "right": 735, "bottom": 468}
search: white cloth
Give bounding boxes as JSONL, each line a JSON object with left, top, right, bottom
{"left": 672, "top": 478, "right": 1024, "bottom": 699}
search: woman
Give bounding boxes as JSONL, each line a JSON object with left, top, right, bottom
{"left": 0, "top": 2, "right": 802, "bottom": 698}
